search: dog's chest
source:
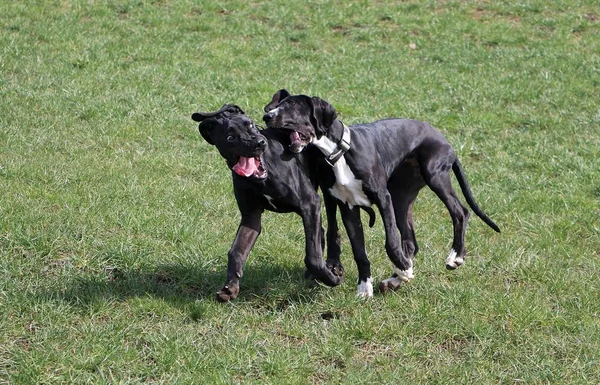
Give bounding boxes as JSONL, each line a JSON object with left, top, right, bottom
{"left": 329, "top": 159, "right": 371, "bottom": 208}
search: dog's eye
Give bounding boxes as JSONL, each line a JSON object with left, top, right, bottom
{"left": 226, "top": 135, "right": 235, "bottom": 142}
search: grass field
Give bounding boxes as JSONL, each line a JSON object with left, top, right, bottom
{"left": 1, "top": 1, "right": 599, "bottom": 383}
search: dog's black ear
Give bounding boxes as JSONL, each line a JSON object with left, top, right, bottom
{"left": 198, "top": 121, "right": 215, "bottom": 145}
{"left": 191, "top": 112, "right": 205, "bottom": 122}
{"left": 310, "top": 97, "right": 337, "bottom": 133}
{"left": 191, "top": 112, "right": 215, "bottom": 144}
{"left": 264, "top": 89, "right": 291, "bottom": 112}
{"left": 192, "top": 104, "right": 244, "bottom": 122}
{"left": 191, "top": 111, "right": 216, "bottom": 145}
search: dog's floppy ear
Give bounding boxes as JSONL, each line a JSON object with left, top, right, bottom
{"left": 197, "top": 120, "right": 215, "bottom": 145}
{"left": 192, "top": 104, "right": 244, "bottom": 122}
{"left": 191, "top": 112, "right": 214, "bottom": 145}
{"left": 264, "top": 89, "right": 291, "bottom": 112}
{"left": 310, "top": 96, "right": 337, "bottom": 134}
{"left": 192, "top": 111, "right": 218, "bottom": 145}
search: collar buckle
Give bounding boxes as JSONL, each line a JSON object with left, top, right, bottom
{"left": 325, "top": 122, "right": 351, "bottom": 166}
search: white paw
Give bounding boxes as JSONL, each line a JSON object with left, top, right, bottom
{"left": 356, "top": 277, "right": 373, "bottom": 298}
{"left": 394, "top": 259, "right": 415, "bottom": 282}
{"left": 445, "top": 249, "right": 464, "bottom": 269}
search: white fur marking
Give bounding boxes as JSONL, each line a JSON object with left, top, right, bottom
{"left": 356, "top": 277, "right": 373, "bottom": 298}
{"left": 312, "top": 136, "right": 370, "bottom": 208}
{"left": 445, "top": 248, "right": 464, "bottom": 268}
{"left": 263, "top": 194, "right": 277, "bottom": 209}
{"left": 394, "top": 266, "right": 415, "bottom": 282}
{"left": 268, "top": 106, "right": 279, "bottom": 114}
{"left": 393, "top": 259, "right": 414, "bottom": 282}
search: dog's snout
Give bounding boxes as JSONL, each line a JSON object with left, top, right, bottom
{"left": 255, "top": 136, "right": 267, "bottom": 150}
{"left": 262, "top": 112, "right": 273, "bottom": 122}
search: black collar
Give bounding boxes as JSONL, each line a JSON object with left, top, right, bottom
{"left": 325, "top": 122, "right": 351, "bottom": 166}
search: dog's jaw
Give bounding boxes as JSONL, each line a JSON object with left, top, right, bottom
{"left": 232, "top": 156, "right": 267, "bottom": 179}
{"left": 289, "top": 131, "right": 312, "bottom": 153}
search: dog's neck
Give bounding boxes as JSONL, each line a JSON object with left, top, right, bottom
{"left": 311, "top": 119, "right": 351, "bottom": 166}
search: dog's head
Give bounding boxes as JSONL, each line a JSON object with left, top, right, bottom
{"left": 192, "top": 104, "right": 268, "bottom": 179}
{"left": 262, "top": 89, "right": 337, "bottom": 153}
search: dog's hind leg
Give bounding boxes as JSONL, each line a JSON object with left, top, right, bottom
{"left": 380, "top": 178, "right": 424, "bottom": 293}
{"left": 339, "top": 204, "right": 372, "bottom": 297}
{"left": 217, "top": 210, "right": 262, "bottom": 302}
{"left": 419, "top": 149, "right": 470, "bottom": 269}
{"left": 372, "top": 189, "right": 414, "bottom": 282}
{"left": 389, "top": 161, "right": 426, "bottom": 260}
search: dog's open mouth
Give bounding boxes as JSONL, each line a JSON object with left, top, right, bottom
{"left": 289, "top": 131, "right": 310, "bottom": 153}
{"left": 232, "top": 156, "right": 267, "bottom": 179}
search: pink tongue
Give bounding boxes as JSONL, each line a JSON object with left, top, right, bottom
{"left": 232, "top": 157, "right": 258, "bottom": 177}
{"left": 290, "top": 131, "right": 301, "bottom": 145}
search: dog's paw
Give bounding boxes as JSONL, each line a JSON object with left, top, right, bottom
{"left": 379, "top": 266, "right": 415, "bottom": 294}
{"left": 326, "top": 260, "right": 344, "bottom": 278}
{"left": 326, "top": 275, "right": 343, "bottom": 287}
{"left": 356, "top": 277, "right": 374, "bottom": 298}
{"left": 379, "top": 276, "right": 405, "bottom": 293}
{"left": 396, "top": 268, "right": 415, "bottom": 282}
{"left": 394, "top": 264, "right": 415, "bottom": 282}
{"left": 216, "top": 283, "right": 239, "bottom": 302}
{"left": 445, "top": 249, "right": 464, "bottom": 270}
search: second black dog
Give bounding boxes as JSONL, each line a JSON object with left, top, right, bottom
{"left": 263, "top": 90, "right": 500, "bottom": 296}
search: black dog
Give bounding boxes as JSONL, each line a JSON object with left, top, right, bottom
{"left": 263, "top": 90, "right": 500, "bottom": 296}
{"left": 192, "top": 104, "right": 345, "bottom": 302}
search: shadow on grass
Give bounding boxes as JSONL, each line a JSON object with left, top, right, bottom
{"left": 42, "top": 260, "right": 327, "bottom": 313}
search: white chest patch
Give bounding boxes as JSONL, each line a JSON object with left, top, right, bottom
{"left": 312, "top": 135, "right": 371, "bottom": 209}
{"left": 329, "top": 159, "right": 371, "bottom": 208}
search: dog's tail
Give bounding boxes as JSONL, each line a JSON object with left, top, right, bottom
{"left": 452, "top": 159, "right": 500, "bottom": 233}
{"left": 363, "top": 207, "right": 376, "bottom": 227}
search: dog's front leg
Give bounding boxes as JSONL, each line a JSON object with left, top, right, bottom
{"left": 338, "top": 204, "right": 372, "bottom": 297}
{"left": 216, "top": 211, "right": 261, "bottom": 302}
{"left": 323, "top": 191, "right": 343, "bottom": 277}
{"left": 301, "top": 197, "right": 343, "bottom": 287}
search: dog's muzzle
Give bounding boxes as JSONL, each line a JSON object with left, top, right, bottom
{"left": 262, "top": 111, "right": 276, "bottom": 124}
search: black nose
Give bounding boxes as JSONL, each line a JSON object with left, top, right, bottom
{"left": 256, "top": 137, "right": 267, "bottom": 150}
{"left": 262, "top": 112, "right": 273, "bottom": 122}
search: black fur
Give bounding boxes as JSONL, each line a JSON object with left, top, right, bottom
{"left": 192, "top": 104, "right": 343, "bottom": 302}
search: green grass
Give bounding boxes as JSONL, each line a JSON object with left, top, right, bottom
{"left": 1, "top": 0, "right": 599, "bottom": 383}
